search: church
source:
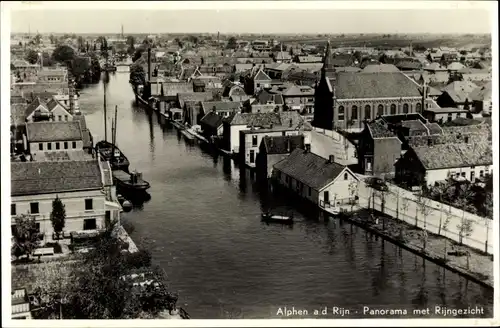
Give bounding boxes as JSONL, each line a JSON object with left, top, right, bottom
{"left": 313, "top": 42, "right": 425, "bottom": 132}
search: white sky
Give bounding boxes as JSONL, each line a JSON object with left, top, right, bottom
{"left": 8, "top": 1, "right": 494, "bottom": 35}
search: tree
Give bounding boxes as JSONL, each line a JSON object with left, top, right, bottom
{"left": 132, "top": 48, "right": 144, "bottom": 62}
{"left": 442, "top": 206, "right": 452, "bottom": 261}
{"left": 226, "top": 37, "right": 237, "bottom": 49}
{"left": 52, "top": 45, "right": 76, "bottom": 64}
{"left": 49, "top": 34, "right": 55, "bottom": 44}
{"left": 34, "top": 33, "right": 42, "bottom": 45}
{"left": 11, "top": 214, "right": 40, "bottom": 260}
{"left": 50, "top": 196, "right": 66, "bottom": 242}
{"left": 129, "top": 64, "right": 146, "bottom": 92}
{"left": 25, "top": 50, "right": 39, "bottom": 64}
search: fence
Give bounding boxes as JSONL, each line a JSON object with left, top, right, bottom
{"left": 357, "top": 183, "right": 493, "bottom": 254}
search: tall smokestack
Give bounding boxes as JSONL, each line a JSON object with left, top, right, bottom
{"left": 147, "top": 47, "right": 152, "bottom": 82}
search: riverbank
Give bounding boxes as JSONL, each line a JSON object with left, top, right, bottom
{"left": 334, "top": 208, "right": 493, "bottom": 289}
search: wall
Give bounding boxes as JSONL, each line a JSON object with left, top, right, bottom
{"left": 357, "top": 182, "right": 493, "bottom": 254}
{"left": 11, "top": 189, "right": 107, "bottom": 239}
{"left": 274, "top": 169, "right": 319, "bottom": 204}
{"left": 334, "top": 97, "right": 422, "bottom": 130}
{"left": 426, "top": 165, "right": 493, "bottom": 187}
{"left": 229, "top": 124, "right": 248, "bottom": 153}
{"left": 310, "top": 127, "right": 357, "bottom": 166}
{"left": 266, "top": 154, "right": 289, "bottom": 178}
{"left": 30, "top": 140, "right": 83, "bottom": 158}
{"left": 373, "top": 137, "right": 401, "bottom": 177}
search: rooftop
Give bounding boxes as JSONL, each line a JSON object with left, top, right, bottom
{"left": 273, "top": 148, "right": 349, "bottom": 190}
{"left": 11, "top": 160, "right": 103, "bottom": 196}
{"left": 26, "top": 121, "right": 83, "bottom": 142}
{"left": 262, "top": 135, "right": 305, "bottom": 155}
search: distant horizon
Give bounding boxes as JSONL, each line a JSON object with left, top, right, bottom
{"left": 10, "top": 8, "right": 493, "bottom": 34}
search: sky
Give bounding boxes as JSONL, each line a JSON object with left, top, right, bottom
{"left": 9, "top": 5, "right": 493, "bottom": 35}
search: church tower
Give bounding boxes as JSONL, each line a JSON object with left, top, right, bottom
{"left": 313, "top": 40, "right": 336, "bottom": 130}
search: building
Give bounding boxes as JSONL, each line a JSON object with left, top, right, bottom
{"left": 468, "top": 82, "right": 492, "bottom": 115}
{"left": 199, "top": 112, "right": 224, "bottom": 139}
{"left": 25, "top": 121, "right": 84, "bottom": 161}
{"left": 273, "top": 148, "right": 360, "bottom": 208}
{"left": 423, "top": 107, "right": 469, "bottom": 123}
{"left": 47, "top": 98, "right": 73, "bottom": 122}
{"left": 222, "top": 111, "right": 306, "bottom": 155}
{"left": 37, "top": 68, "right": 68, "bottom": 83}
{"left": 11, "top": 159, "right": 121, "bottom": 240}
{"left": 269, "top": 84, "right": 315, "bottom": 114}
{"left": 11, "top": 289, "right": 32, "bottom": 320}
{"left": 436, "top": 81, "right": 478, "bottom": 109}
{"left": 394, "top": 141, "right": 492, "bottom": 187}
{"left": 200, "top": 101, "right": 241, "bottom": 118}
{"left": 313, "top": 41, "right": 424, "bottom": 132}
{"left": 256, "top": 135, "right": 306, "bottom": 178}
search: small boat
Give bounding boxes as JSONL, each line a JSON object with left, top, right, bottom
{"left": 261, "top": 212, "right": 294, "bottom": 224}
{"left": 113, "top": 170, "right": 151, "bottom": 193}
{"left": 95, "top": 140, "right": 130, "bottom": 172}
{"left": 122, "top": 200, "right": 133, "bottom": 212}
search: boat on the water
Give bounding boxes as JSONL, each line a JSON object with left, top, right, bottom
{"left": 113, "top": 170, "right": 150, "bottom": 193}
{"left": 261, "top": 212, "right": 294, "bottom": 224}
{"left": 95, "top": 140, "right": 130, "bottom": 172}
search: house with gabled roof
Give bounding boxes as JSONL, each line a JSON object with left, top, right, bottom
{"left": 394, "top": 141, "right": 492, "bottom": 187}
{"left": 11, "top": 159, "right": 121, "bottom": 241}
{"left": 25, "top": 98, "right": 51, "bottom": 123}
{"left": 256, "top": 135, "right": 306, "bottom": 178}
{"left": 47, "top": 98, "right": 73, "bottom": 122}
{"left": 436, "top": 80, "right": 478, "bottom": 109}
{"left": 468, "top": 82, "right": 492, "bottom": 115}
{"left": 273, "top": 148, "right": 359, "bottom": 208}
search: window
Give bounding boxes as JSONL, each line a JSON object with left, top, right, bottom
{"left": 85, "top": 199, "right": 93, "bottom": 210}
{"left": 308, "top": 187, "right": 311, "bottom": 197}
{"left": 252, "top": 135, "right": 258, "bottom": 146}
{"left": 416, "top": 103, "right": 422, "bottom": 113}
{"left": 83, "top": 218, "right": 97, "bottom": 230}
{"left": 447, "top": 113, "right": 452, "bottom": 122}
{"left": 64, "top": 115, "right": 68, "bottom": 121}
{"left": 364, "top": 105, "right": 371, "bottom": 120}
{"left": 456, "top": 113, "right": 461, "bottom": 118}
{"left": 464, "top": 136, "right": 469, "bottom": 143}
{"left": 390, "top": 104, "right": 396, "bottom": 115}
{"left": 30, "top": 202, "right": 39, "bottom": 214}
{"left": 461, "top": 172, "right": 466, "bottom": 177}
{"left": 64, "top": 141, "right": 68, "bottom": 149}
{"left": 55, "top": 142, "right": 60, "bottom": 150}
{"left": 47, "top": 143, "right": 52, "bottom": 150}
{"left": 11, "top": 204, "right": 16, "bottom": 216}
{"left": 58, "top": 115, "right": 62, "bottom": 121}
{"left": 344, "top": 172, "right": 348, "bottom": 180}
{"left": 72, "top": 141, "right": 77, "bottom": 149}
{"left": 11, "top": 225, "right": 16, "bottom": 236}
{"left": 480, "top": 170, "right": 484, "bottom": 177}
{"left": 403, "top": 103, "right": 409, "bottom": 114}
{"left": 39, "top": 143, "right": 43, "bottom": 151}
{"left": 285, "top": 176, "right": 290, "bottom": 183}
{"left": 338, "top": 106, "right": 345, "bottom": 121}
{"left": 35, "top": 223, "right": 40, "bottom": 233}
{"left": 351, "top": 105, "right": 358, "bottom": 120}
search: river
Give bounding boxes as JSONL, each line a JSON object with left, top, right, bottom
{"left": 78, "top": 72, "right": 493, "bottom": 319}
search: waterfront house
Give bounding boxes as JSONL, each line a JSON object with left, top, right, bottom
{"left": 245, "top": 89, "right": 284, "bottom": 113}
{"left": 237, "top": 112, "right": 310, "bottom": 168}
{"left": 423, "top": 107, "right": 469, "bottom": 124}
{"left": 394, "top": 141, "right": 492, "bottom": 187}
{"left": 273, "top": 149, "right": 360, "bottom": 208}
{"left": 200, "top": 112, "right": 224, "bottom": 139}
{"left": 25, "top": 121, "right": 84, "bottom": 161}
{"left": 11, "top": 159, "right": 121, "bottom": 240}
{"left": 256, "top": 135, "right": 306, "bottom": 178}
{"left": 313, "top": 42, "right": 423, "bottom": 132}
{"left": 178, "top": 92, "right": 215, "bottom": 126}
{"left": 222, "top": 111, "right": 306, "bottom": 155}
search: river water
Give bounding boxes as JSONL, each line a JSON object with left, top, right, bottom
{"left": 78, "top": 72, "right": 493, "bottom": 319}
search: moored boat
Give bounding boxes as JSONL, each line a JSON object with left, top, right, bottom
{"left": 261, "top": 212, "right": 294, "bottom": 224}
{"left": 95, "top": 140, "right": 130, "bottom": 172}
{"left": 113, "top": 170, "right": 151, "bottom": 193}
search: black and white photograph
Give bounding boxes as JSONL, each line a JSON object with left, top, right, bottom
{"left": 1, "top": 1, "right": 498, "bottom": 325}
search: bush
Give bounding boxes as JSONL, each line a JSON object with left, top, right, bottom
{"left": 123, "top": 249, "right": 152, "bottom": 269}
{"left": 45, "top": 242, "right": 63, "bottom": 254}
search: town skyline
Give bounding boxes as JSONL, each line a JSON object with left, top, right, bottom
{"left": 10, "top": 8, "right": 493, "bottom": 35}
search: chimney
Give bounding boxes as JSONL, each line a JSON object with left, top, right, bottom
{"left": 147, "top": 48, "right": 152, "bottom": 82}
{"left": 328, "top": 155, "right": 335, "bottom": 163}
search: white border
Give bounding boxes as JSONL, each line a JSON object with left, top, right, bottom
{"left": 1, "top": 1, "right": 498, "bottom": 327}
